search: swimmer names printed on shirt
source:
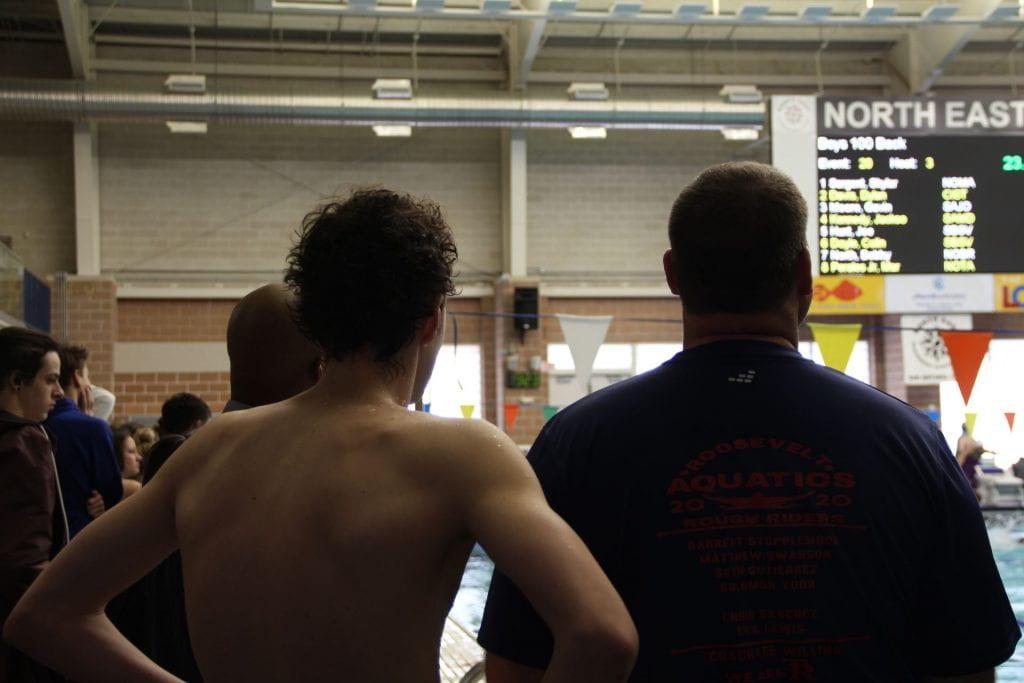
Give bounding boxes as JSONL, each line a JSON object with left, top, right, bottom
{"left": 654, "top": 434, "right": 868, "bottom": 682}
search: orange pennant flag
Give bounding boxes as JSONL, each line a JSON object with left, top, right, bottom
{"left": 939, "top": 331, "right": 993, "bottom": 406}
{"left": 504, "top": 403, "right": 520, "bottom": 432}
{"left": 1008, "top": 412, "right": 1017, "bottom": 431}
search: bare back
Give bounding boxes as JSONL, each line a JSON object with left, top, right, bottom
{"left": 175, "top": 399, "right": 476, "bottom": 682}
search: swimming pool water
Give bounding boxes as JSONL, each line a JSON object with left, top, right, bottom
{"left": 987, "top": 512, "right": 1024, "bottom": 681}
{"left": 453, "top": 514, "right": 1024, "bottom": 679}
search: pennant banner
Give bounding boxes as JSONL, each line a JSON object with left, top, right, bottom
{"left": 542, "top": 405, "right": 560, "bottom": 423}
{"left": 965, "top": 412, "right": 978, "bottom": 436}
{"left": 423, "top": 403, "right": 431, "bottom": 414}
{"left": 1007, "top": 412, "right": 1017, "bottom": 431}
{"left": 808, "top": 322, "right": 862, "bottom": 373}
{"left": 504, "top": 403, "right": 520, "bottom": 432}
{"left": 939, "top": 331, "right": 993, "bottom": 406}
{"left": 460, "top": 404, "right": 475, "bottom": 419}
{"left": 556, "top": 314, "right": 613, "bottom": 394}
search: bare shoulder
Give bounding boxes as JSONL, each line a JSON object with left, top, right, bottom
{"left": 396, "top": 413, "right": 532, "bottom": 488}
{"left": 147, "top": 412, "right": 242, "bottom": 486}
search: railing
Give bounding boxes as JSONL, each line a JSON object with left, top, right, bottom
{"left": 0, "top": 241, "right": 50, "bottom": 331}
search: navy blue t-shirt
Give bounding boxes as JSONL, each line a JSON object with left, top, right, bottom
{"left": 479, "top": 340, "right": 1020, "bottom": 681}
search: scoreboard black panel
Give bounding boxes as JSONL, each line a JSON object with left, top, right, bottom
{"left": 814, "top": 98, "right": 1024, "bottom": 276}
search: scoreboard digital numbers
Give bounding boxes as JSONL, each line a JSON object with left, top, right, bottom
{"left": 809, "top": 98, "right": 1024, "bottom": 275}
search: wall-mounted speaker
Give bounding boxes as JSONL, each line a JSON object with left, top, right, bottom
{"left": 513, "top": 287, "right": 539, "bottom": 331}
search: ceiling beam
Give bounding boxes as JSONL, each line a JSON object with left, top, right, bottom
{"left": 885, "top": 0, "right": 1004, "bottom": 94}
{"left": 89, "top": 57, "right": 889, "bottom": 89}
{"left": 91, "top": 58, "right": 504, "bottom": 83}
{"left": 56, "top": 0, "right": 92, "bottom": 79}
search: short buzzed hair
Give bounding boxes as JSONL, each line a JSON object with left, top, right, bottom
{"left": 668, "top": 162, "right": 807, "bottom": 314}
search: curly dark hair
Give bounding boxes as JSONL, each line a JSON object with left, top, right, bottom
{"left": 285, "top": 188, "right": 458, "bottom": 367}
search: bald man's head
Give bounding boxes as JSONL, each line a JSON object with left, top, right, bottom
{"left": 227, "top": 284, "right": 322, "bottom": 407}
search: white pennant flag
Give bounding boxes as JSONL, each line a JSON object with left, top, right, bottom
{"left": 556, "top": 314, "right": 613, "bottom": 395}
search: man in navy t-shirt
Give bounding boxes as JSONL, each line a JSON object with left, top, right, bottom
{"left": 479, "top": 162, "right": 1019, "bottom": 682}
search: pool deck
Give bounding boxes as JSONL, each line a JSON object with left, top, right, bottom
{"left": 440, "top": 616, "right": 485, "bottom": 682}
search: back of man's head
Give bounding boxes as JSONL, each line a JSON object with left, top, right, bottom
{"left": 57, "top": 344, "right": 89, "bottom": 391}
{"left": 668, "top": 162, "right": 807, "bottom": 315}
{"left": 284, "top": 188, "right": 457, "bottom": 369}
{"left": 227, "top": 284, "right": 322, "bottom": 407}
{"left": 158, "top": 392, "right": 211, "bottom": 436}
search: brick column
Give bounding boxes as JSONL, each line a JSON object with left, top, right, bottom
{"left": 50, "top": 275, "right": 117, "bottom": 390}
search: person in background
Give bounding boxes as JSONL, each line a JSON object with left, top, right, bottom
{"left": 479, "top": 162, "right": 1018, "bottom": 683}
{"left": 107, "top": 435, "right": 199, "bottom": 683}
{"left": 112, "top": 427, "right": 142, "bottom": 500}
{"left": 132, "top": 426, "right": 158, "bottom": 461}
{"left": 1012, "top": 457, "right": 1024, "bottom": 482}
{"left": 155, "top": 392, "right": 210, "bottom": 438}
{"left": 43, "top": 345, "right": 121, "bottom": 538}
{"left": 6, "top": 189, "right": 637, "bottom": 683}
{"left": 956, "top": 426, "right": 986, "bottom": 497}
{"left": 89, "top": 386, "right": 116, "bottom": 423}
{"left": 0, "top": 327, "right": 67, "bottom": 682}
{"left": 108, "top": 283, "right": 326, "bottom": 681}
{"left": 224, "top": 283, "right": 323, "bottom": 412}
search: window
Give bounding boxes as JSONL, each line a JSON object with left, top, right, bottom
{"left": 546, "top": 344, "right": 634, "bottom": 372}
{"left": 797, "top": 340, "right": 872, "bottom": 386}
{"left": 546, "top": 342, "right": 681, "bottom": 407}
{"left": 635, "top": 343, "right": 683, "bottom": 374}
{"left": 420, "top": 344, "right": 482, "bottom": 418}
{"left": 939, "top": 339, "right": 1024, "bottom": 471}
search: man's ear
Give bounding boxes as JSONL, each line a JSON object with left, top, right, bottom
{"left": 797, "top": 246, "right": 813, "bottom": 297}
{"left": 419, "top": 304, "right": 444, "bottom": 345}
{"left": 6, "top": 372, "right": 22, "bottom": 392}
{"left": 663, "top": 249, "right": 680, "bottom": 295}
{"left": 73, "top": 369, "right": 85, "bottom": 390}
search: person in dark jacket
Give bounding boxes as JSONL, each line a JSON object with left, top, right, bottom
{"left": 0, "top": 327, "right": 68, "bottom": 682}
{"left": 107, "top": 435, "right": 201, "bottom": 683}
{"left": 44, "top": 345, "right": 122, "bottom": 538}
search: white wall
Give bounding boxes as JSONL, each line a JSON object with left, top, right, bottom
{"left": 98, "top": 124, "right": 504, "bottom": 279}
{"left": 0, "top": 122, "right": 76, "bottom": 277}
{"left": 526, "top": 129, "right": 768, "bottom": 280}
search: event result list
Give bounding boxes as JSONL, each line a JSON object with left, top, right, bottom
{"left": 815, "top": 134, "right": 1023, "bottom": 275}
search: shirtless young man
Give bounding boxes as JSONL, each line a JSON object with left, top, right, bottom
{"left": 5, "top": 189, "right": 638, "bottom": 683}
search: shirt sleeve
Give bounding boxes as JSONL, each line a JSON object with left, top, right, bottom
{"left": 907, "top": 428, "right": 1021, "bottom": 676}
{"left": 477, "top": 420, "right": 568, "bottom": 669}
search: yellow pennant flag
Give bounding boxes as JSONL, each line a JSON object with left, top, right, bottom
{"left": 966, "top": 412, "right": 978, "bottom": 435}
{"left": 807, "top": 322, "right": 862, "bottom": 374}
{"left": 460, "top": 404, "right": 476, "bottom": 419}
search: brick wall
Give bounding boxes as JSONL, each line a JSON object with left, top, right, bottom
{"left": 118, "top": 299, "right": 236, "bottom": 342}
{"left": 113, "top": 371, "right": 231, "bottom": 417}
{"left": 110, "top": 296, "right": 487, "bottom": 419}
{"left": 98, "top": 124, "right": 502, "bottom": 279}
{"left": 50, "top": 276, "right": 118, "bottom": 390}
{"left": 0, "top": 122, "right": 76, "bottom": 277}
